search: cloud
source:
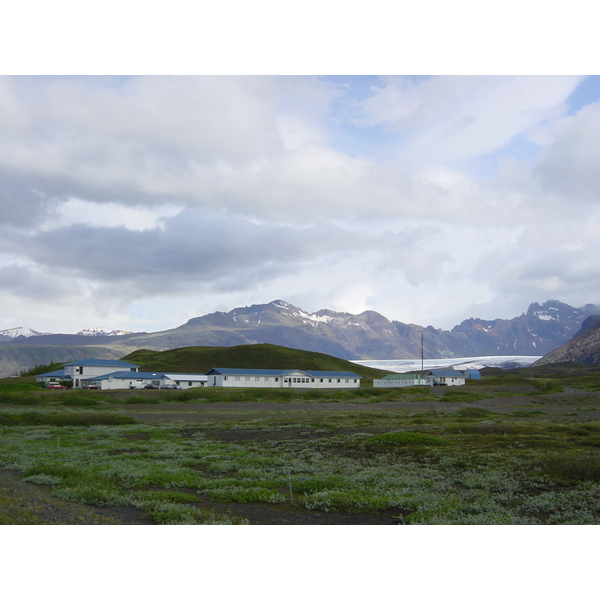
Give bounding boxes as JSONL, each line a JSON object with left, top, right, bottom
{"left": 1, "top": 75, "right": 599, "bottom": 334}
{"left": 0, "top": 263, "right": 81, "bottom": 302}
{"left": 532, "top": 101, "right": 600, "bottom": 203}
{"left": 20, "top": 208, "right": 378, "bottom": 297}
{"left": 356, "top": 76, "right": 584, "bottom": 165}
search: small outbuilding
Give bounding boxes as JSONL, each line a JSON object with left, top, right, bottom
{"left": 373, "top": 373, "right": 427, "bottom": 388}
{"left": 424, "top": 370, "right": 466, "bottom": 386}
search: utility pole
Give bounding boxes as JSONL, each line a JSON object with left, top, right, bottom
{"left": 421, "top": 329, "right": 424, "bottom": 373}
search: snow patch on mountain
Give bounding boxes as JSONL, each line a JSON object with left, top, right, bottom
{"left": 0, "top": 326, "right": 52, "bottom": 338}
{"left": 77, "top": 328, "right": 133, "bottom": 336}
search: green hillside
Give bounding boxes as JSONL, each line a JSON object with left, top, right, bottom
{"left": 122, "top": 344, "right": 391, "bottom": 383}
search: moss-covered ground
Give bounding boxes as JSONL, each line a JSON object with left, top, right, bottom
{"left": 2, "top": 364, "right": 600, "bottom": 524}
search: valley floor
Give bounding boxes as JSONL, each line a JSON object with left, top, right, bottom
{"left": 2, "top": 373, "right": 600, "bottom": 525}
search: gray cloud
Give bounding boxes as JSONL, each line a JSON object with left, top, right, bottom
{"left": 21, "top": 209, "right": 376, "bottom": 297}
{"left": 532, "top": 102, "right": 600, "bottom": 203}
{"left": 0, "top": 264, "right": 79, "bottom": 302}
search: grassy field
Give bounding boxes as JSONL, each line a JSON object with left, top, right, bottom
{"left": 2, "top": 363, "right": 600, "bottom": 525}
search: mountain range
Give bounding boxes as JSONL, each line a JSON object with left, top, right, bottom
{"left": 1, "top": 298, "right": 599, "bottom": 377}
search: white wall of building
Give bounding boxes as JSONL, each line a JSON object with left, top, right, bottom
{"left": 66, "top": 364, "right": 138, "bottom": 388}
{"left": 207, "top": 370, "right": 361, "bottom": 389}
{"left": 373, "top": 377, "right": 426, "bottom": 388}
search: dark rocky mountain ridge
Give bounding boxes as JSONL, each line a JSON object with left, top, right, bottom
{"left": 534, "top": 315, "right": 600, "bottom": 365}
{"left": 1, "top": 298, "right": 599, "bottom": 377}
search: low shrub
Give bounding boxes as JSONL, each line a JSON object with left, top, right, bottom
{"left": 124, "top": 396, "right": 160, "bottom": 404}
{"left": 24, "top": 463, "right": 86, "bottom": 485}
{"left": 0, "top": 382, "right": 41, "bottom": 392}
{"left": 529, "top": 381, "right": 564, "bottom": 395}
{"left": 530, "top": 454, "right": 600, "bottom": 484}
{"left": 62, "top": 396, "right": 101, "bottom": 406}
{"left": 300, "top": 490, "right": 397, "bottom": 513}
{"left": 364, "top": 431, "right": 450, "bottom": 446}
{"left": 447, "top": 423, "right": 520, "bottom": 435}
{"left": 0, "top": 412, "right": 136, "bottom": 427}
{"left": 134, "top": 490, "right": 200, "bottom": 504}
{"left": 508, "top": 410, "right": 544, "bottom": 417}
{"left": 455, "top": 407, "right": 494, "bottom": 419}
{"left": 201, "top": 486, "right": 287, "bottom": 504}
{"left": 0, "top": 392, "right": 41, "bottom": 405}
{"left": 53, "top": 485, "right": 132, "bottom": 507}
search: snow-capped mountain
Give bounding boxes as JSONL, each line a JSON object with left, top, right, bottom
{"left": 0, "top": 326, "right": 52, "bottom": 339}
{"left": 76, "top": 328, "right": 134, "bottom": 336}
{"left": 2, "top": 299, "right": 599, "bottom": 373}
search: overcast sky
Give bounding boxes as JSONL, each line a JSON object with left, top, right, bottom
{"left": 1, "top": 73, "right": 599, "bottom": 334}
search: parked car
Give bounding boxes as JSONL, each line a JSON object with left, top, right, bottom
{"left": 144, "top": 384, "right": 160, "bottom": 389}
{"left": 47, "top": 383, "right": 67, "bottom": 389}
{"left": 433, "top": 381, "right": 448, "bottom": 386}
{"left": 160, "top": 384, "right": 182, "bottom": 390}
{"left": 83, "top": 384, "right": 101, "bottom": 390}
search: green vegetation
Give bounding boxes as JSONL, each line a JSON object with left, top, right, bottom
{"left": 1, "top": 361, "right": 600, "bottom": 524}
{"left": 123, "top": 344, "right": 390, "bottom": 385}
{"left": 19, "top": 362, "right": 66, "bottom": 377}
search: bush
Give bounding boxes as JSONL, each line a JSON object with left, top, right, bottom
{"left": 124, "top": 396, "right": 160, "bottom": 404}
{"left": 62, "top": 396, "right": 101, "bottom": 406}
{"left": 364, "top": 431, "right": 450, "bottom": 446}
{"left": 0, "top": 382, "right": 41, "bottom": 392}
{"left": 0, "top": 392, "right": 41, "bottom": 405}
{"left": 530, "top": 455, "right": 600, "bottom": 484}
{"left": 455, "top": 407, "right": 494, "bottom": 419}
{"left": 0, "top": 412, "right": 136, "bottom": 427}
{"left": 301, "top": 490, "right": 396, "bottom": 513}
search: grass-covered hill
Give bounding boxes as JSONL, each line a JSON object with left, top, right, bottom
{"left": 122, "top": 344, "right": 391, "bottom": 383}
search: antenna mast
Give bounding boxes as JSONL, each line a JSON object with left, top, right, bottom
{"left": 421, "top": 329, "right": 424, "bottom": 372}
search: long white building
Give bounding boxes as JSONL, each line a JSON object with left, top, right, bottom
{"left": 205, "top": 368, "right": 362, "bottom": 388}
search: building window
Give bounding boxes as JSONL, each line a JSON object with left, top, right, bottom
{"left": 235, "top": 377, "right": 240, "bottom": 381}
{"left": 345, "top": 379, "right": 349, "bottom": 383}
{"left": 223, "top": 376, "right": 228, "bottom": 381}
{"left": 255, "top": 377, "right": 260, "bottom": 381}
{"left": 337, "top": 379, "right": 341, "bottom": 383}
{"left": 275, "top": 378, "right": 279, "bottom": 382}
{"left": 320, "top": 379, "right": 323, "bottom": 383}
{"left": 245, "top": 376, "right": 250, "bottom": 381}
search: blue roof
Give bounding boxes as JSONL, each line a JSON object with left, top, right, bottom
{"left": 84, "top": 371, "right": 209, "bottom": 382}
{"left": 206, "top": 368, "right": 361, "bottom": 378}
{"left": 206, "top": 368, "right": 292, "bottom": 376}
{"left": 84, "top": 371, "right": 165, "bottom": 381}
{"left": 305, "top": 371, "right": 361, "bottom": 378}
{"left": 64, "top": 359, "right": 139, "bottom": 368}
{"left": 380, "top": 373, "right": 425, "bottom": 380}
{"left": 428, "top": 370, "right": 466, "bottom": 378}
{"left": 37, "top": 369, "right": 70, "bottom": 378}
